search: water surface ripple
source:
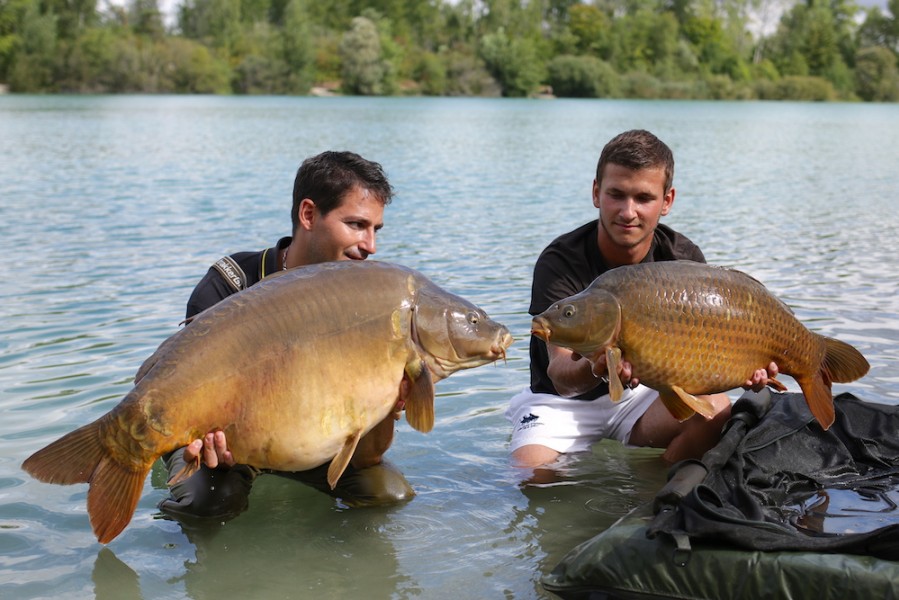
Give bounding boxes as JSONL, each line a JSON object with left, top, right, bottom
{"left": 1, "top": 96, "right": 897, "bottom": 599}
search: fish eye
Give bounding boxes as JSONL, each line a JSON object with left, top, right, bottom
{"left": 467, "top": 312, "right": 480, "bottom": 325}
{"left": 563, "top": 304, "right": 576, "bottom": 318}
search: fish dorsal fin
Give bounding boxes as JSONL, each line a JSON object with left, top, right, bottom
{"left": 327, "top": 430, "right": 363, "bottom": 489}
{"left": 671, "top": 386, "right": 717, "bottom": 419}
{"left": 606, "top": 346, "right": 625, "bottom": 402}
{"left": 134, "top": 354, "right": 159, "bottom": 384}
{"left": 404, "top": 359, "right": 435, "bottom": 433}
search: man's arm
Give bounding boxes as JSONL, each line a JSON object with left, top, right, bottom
{"left": 546, "top": 345, "right": 637, "bottom": 398}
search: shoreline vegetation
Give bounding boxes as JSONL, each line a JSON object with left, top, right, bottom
{"left": 1, "top": 0, "right": 897, "bottom": 102}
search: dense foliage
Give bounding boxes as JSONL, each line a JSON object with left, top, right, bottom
{"left": 1, "top": 0, "right": 897, "bottom": 100}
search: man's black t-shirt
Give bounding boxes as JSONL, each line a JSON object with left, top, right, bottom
{"left": 186, "top": 237, "right": 291, "bottom": 319}
{"left": 528, "top": 221, "right": 706, "bottom": 400}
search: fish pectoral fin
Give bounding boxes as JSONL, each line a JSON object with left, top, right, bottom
{"left": 166, "top": 452, "right": 201, "bottom": 486}
{"left": 658, "top": 390, "right": 697, "bottom": 422}
{"left": 351, "top": 415, "right": 395, "bottom": 470}
{"left": 767, "top": 377, "right": 788, "bottom": 392}
{"left": 327, "top": 430, "right": 363, "bottom": 490}
{"left": 670, "top": 386, "right": 717, "bottom": 420}
{"left": 605, "top": 347, "right": 625, "bottom": 402}
{"left": 404, "top": 361, "right": 435, "bottom": 434}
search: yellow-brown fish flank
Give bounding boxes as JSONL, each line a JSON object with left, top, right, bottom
{"left": 532, "top": 261, "right": 869, "bottom": 429}
{"left": 22, "top": 261, "right": 513, "bottom": 544}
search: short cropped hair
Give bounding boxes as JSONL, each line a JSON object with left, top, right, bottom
{"left": 291, "top": 151, "right": 394, "bottom": 232}
{"left": 596, "top": 130, "right": 674, "bottom": 193}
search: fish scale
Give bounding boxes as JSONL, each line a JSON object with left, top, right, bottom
{"left": 531, "top": 260, "right": 868, "bottom": 428}
{"left": 620, "top": 266, "right": 814, "bottom": 390}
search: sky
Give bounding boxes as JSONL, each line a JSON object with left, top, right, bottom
{"left": 149, "top": 0, "right": 891, "bottom": 32}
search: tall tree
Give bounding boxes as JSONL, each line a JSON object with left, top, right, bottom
{"left": 855, "top": 44, "right": 899, "bottom": 100}
{"left": 130, "top": 0, "right": 164, "bottom": 38}
{"left": 9, "top": 1, "right": 57, "bottom": 90}
{"left": 281, "top": 0, "right": 313, "bottom": 90}
{"left": 340, "top": 15, "right": 390, "bottom": 94}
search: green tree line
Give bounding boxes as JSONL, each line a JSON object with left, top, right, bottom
{"left": 1, "top": 0, "right": 898, "bottom": 100}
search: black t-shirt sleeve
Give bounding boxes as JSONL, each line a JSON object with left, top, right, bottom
{"left": 185, "top": 269, "right": 236, "bottom": 319}
{"left": 529, "top": 223, "right": 598, "bottom": 316}
{"left": 674, "top": 238, "right": 706, "bottom": 263}
{"left": 184, "top": 250, "right": 266, "bottom": 320}
{"left": 530, "top": 247, "right": 584, "bottom": 316}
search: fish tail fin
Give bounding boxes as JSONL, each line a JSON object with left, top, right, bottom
{"left": 796, "top": 371, "right": 836, "bottom": 431}
{"left": 658, "top": 389, "right": 697, "bottom": 422}
{"left": 22, "top": 417, "right": 151, "bottom": 544}
{"left": 88, "top": 457, "right": 151, "bottom": 544}
{"left": 821, "top": 336, "right": 870, "bottom": 384}
{"left": 22, "top": 420, "right": 106, "bottom": 485}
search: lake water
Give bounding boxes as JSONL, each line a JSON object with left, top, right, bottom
{"left": 1, "top": 95, "right": 898, "bottom": 599}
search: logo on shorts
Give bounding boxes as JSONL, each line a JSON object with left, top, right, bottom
{"left": 517, "top": 413, "right": 541, "bottom": 431}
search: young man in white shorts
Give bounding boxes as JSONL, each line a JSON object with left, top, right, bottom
{"left": 509, "top": 130, "right": 775, "bottom": 470}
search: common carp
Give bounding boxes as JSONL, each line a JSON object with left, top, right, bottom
{"left": 530, "top": 260, "right": 868, "bottom": 430}
{"left": 22, "top": 261, "right": 513, "bottom": 544}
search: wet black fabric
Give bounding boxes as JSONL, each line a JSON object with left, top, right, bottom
{"left": 648, "top": 390, "right": 899, "bottom": 559}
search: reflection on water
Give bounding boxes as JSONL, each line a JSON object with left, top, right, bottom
{"left": 794, "top": 486, "right": 899, "bottom": 535}
{"left": 1, "top": 96, "right": 898, "bottom": 599}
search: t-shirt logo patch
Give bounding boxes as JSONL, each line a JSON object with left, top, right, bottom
{"left": 518, "top": 413, "right": 541, "bottom": 431}
{"left": 212, "top": 256, "right": 247, "bottom": 292}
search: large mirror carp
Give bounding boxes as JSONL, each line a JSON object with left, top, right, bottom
{"left": 531, "top": 260, "right": 868, "bottom": 429}
{"left": 23, "top": 261, "right": 513, "bottom": 544}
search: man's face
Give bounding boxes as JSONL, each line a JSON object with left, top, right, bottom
{"left": 305, "top": 185, "right": 385, "bottom": 263}
{"left": 593, "top": 163, "right": 673, "bottom": 252}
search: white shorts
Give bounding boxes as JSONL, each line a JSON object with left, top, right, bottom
{"left": 505, "top": 385, "right": 659, "bottom": 454}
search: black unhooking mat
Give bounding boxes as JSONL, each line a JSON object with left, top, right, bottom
{"left": 543, "top": 390, "right": 899, "bottom": 600}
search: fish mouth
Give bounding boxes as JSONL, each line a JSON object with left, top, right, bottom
{"left": 425, "top": 328, "right": 515, "bottom": 376}
{"left": 530, "top": 317, "right": 551, "bottom": 342}
{"left": 474, "top": 329, "right": 515, "bottom": 363}
{"left": 491, "top": 330, "right": 515, "bottom": 363}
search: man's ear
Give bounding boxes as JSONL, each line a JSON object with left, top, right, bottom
{"left": 660, "top": 187, "right": 675, "bottom": 216}
{"left": 298, "top": 198, "right": 317, "bottom": 230}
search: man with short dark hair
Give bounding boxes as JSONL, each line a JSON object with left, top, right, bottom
{"left": 507, "top": 130, "right": 776, "bottom": 471}
{"left": 160, "top": 150, "right": 412, "bottom": 522}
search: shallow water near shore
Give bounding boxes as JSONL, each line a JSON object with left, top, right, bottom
{"left": 1, "top": 95, "right": 898, "bottom": 599}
